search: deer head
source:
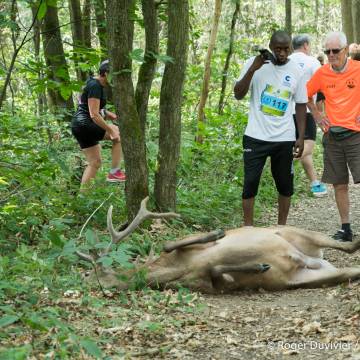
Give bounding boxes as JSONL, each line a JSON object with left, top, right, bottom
{"left": 76, "top": 197, "right": 180, "bottom": 289}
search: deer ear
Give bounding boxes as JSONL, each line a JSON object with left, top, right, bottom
{"left": 222, "top": 274, "right": 235, "bottom": 283}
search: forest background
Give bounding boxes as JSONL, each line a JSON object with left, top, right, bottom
{"left": 0, "top": 0, "right": 359, "bottom": 358}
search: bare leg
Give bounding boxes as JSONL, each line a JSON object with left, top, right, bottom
{"left": 300, "top": 140, "right": 317, "bottom": 183}
{"left": 333, "top": 184, "right": 349, "bottom": 224}
{"left": 103, "top": 131, "right": 122, "bottom": 169}
{"left": 243, "top": 197, "right": 255, "bottom": 226}
{"left": 278, "top": 195, "right": 291, "bottom": 225}
{"left": 81, "top": 144, "right": 102, "bottom": 186}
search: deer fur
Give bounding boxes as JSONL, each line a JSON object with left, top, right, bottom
{"left": 78, "top": 198, "right": 360, "bottom": 294}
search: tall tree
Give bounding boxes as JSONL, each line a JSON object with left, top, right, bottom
{"left": 31, "top": 2, "right": 46, "bottom": 116}
{"left": 0, "top": 0, "right": 40, "bottom": 110}
{"left": 93, "top": 0, "right": 107, "bottom": 58}
{"left": 154, "top": 0, "right": 189, "bottom": 211}
{"left": 106, "top": 0, "right": 149, "bottom": 219}
{"left": 135, "top": 0, "right": 159, "bottom": 134}
{"left": 341, "top": 0, "right": 354, "bottom": 43}
{"left": 218, "top": 0, "right": 240, "bottom": 114}
{"left": 285, "top": 0, "right": 291, "bottom": 36}
{"left": 352, "top": 0, "right": 360, "bottom": 43}
{"left": 68, "top": 0, "right": 86, "bottom": 81}
{"left": 82, "top": 0, "right": 92, "bottom": 48}
{"left": 42, "top": 0, "right": 74, "bottom": 117}
{"left": 196, "top": 0, "right": 222, "bottom": 143}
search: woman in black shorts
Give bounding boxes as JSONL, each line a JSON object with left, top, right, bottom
{"left": 71, "top": 60, "right": 126, "bottom": 187}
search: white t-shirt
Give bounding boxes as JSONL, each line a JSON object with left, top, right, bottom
{"left": 237, "top": 57, "right": 308, "bottom": 142}
{"left": 289, "top": 52, "right": 321, "bottom": 112}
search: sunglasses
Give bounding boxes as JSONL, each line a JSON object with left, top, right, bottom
{"left": 324, "top": 48, "right": 344, "bottom": 55}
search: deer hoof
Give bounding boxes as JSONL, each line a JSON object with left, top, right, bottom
{"left": 260, "top": 264, "right": 271, "bottom": 272}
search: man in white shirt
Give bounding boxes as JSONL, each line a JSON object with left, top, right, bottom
{"left": 289, "top": 34, "right": 327, "bottom": 197}
{"left": 234, "top": 30, "right": 307, "bottom": 226}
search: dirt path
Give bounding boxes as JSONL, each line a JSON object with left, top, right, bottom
{"left": 192, "top": 185, "right": 360, "bottom": 360}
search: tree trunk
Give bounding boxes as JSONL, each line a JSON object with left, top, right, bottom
{"left": 352, "top": 0, "right": 360, "bottom": 43}
{"left": 341, "top": 0, "right": 354, "bottom": 44}
{"left": 106, "top": 0, "right": 149, "bottom": 220}
{"left": 218, "top": 0, "right": 239, "bottom": 114}
{"left": 315, "top": 0, "right": 319, "bottom": 30}
{"left": 31, "top": 3, "right": 46, "bottom": 117}
{"left": 196, "top": 0, "right": 222, "bottom": 143}
{"left": 94, "top": 0, "right": 107, "bottom": 58}
{"left": 285, "top": 0, "right": 291, "bottom": 36}
{"left": 69, "top": 0, "right": 87, "bottom": 81}
{"left": 154, "top": 0, "right": 189, "bottom": 211}
{"left": 135, "top": 0, "right": 159, "bottom": 135}
{"left": 82, "top": 0, "right": 92, "bottom": 48}
{"left": 42, "top": 1, "right": 74, "bottom": 118}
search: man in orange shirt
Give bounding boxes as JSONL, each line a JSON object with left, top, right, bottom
{"left": 307, "top": 31, "right": 360, "bottom": 242}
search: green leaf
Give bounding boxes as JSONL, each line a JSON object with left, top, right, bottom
{"left": 23, "top": 316, "right": 48, "bottom": 332}
{"left": 48, "top": 230, "right": 64, "bottom": 248}
{"left": 85, "top": 229, "right": 97, "bottom": 246}
{"left": 129, "top": 48, "right": 144, "bottom": 62}
{"left": 37, "top": 2, "right": 47, "bottom": 20}
{"left": 0, "top": 315, "right": 19, "bottom": 328}
{"left": 80, "top": 338, "right": 102, "bottom": 358}
{"left": 97, "top": 256, "right": 113, "bottom": 267}
{"left": 59, "top": 86, "right": 72, "bottom": 100}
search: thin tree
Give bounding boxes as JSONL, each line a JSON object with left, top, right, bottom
{"left": 42, "top": 1, "right": 74, "bottom": 117}
{"left": 93, "top": 0, "right": 107, "bottom": 58}
{"left": 106, "top": 0, "right": 149, "bottom": 219}
{"left": 154, "top": 0, "right": 189, "bottom": 211}
{"left": 196, "top": 0, "right": 222, "bottom": 143}
{"left": 69, "top": 0, "right": 87, "bottom": 81}
{"left": 218, "top": 0, "right": 240, "bottom": 114}
{"left": 285, "top": 0, "right": 291, "bottom": 36}
{"left": 135, "top": 0, "right": 159, "bottom": 134}
{"left": 82, "top": 0, "right": 92, "bottom": 48}
{"left": 352, "top": 0, "right": 360, "bottom": 43}
{"left": 341, "top": 0, "right": 354, "bottom": 44}
{"left": 0, "top": 0, "right": 41, "bottom": 110}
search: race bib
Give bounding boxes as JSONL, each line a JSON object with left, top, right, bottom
{"left": 260, "top": 85, "right": 291, "bottom": 117}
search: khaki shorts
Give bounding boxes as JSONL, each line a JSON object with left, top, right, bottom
{"left": 322, "top": 131, "right": 360, "bottom": 184}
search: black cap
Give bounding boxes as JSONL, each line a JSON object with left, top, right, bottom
{"left": 99, "top": 59, "right": 110, "bottom": 75}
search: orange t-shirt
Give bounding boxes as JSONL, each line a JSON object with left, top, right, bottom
{"left": 307, "top": 59, "right": 360, "bottom": 131}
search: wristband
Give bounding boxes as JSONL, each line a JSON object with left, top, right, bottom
{"left": 100, "top": 109, "right": 106, "bottom": 118}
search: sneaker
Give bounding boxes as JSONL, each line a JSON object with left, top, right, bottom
{"left": 106, "top": 169, "right": 126, "bottom": 183}
{"left": 311, "top": 182, "right": 327, "bottom": 197}
{"left": 332, "top": 229, "right": 353, "bottom": 242}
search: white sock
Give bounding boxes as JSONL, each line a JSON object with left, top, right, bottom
{"left": 110, "top": 168, "right": 119, "bottom": 174}
{"left": 311, "top": 180, "right": 320, "bottom": 187}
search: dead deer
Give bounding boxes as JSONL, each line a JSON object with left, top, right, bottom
{"left": 77, "top": 197, "right": 360, "bottom": 293}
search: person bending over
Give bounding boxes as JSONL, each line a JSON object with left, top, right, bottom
{"left": 71, "top": 60, "right": 126, "bottom": 188}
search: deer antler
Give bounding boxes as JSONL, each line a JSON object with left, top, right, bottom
{"left": 106, "top": 196, "right": 180, "bottom": 252}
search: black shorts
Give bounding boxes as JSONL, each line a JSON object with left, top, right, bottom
{"left": 71, "top": 112, "right": 106, "bottom": 149}
{"left": 242, "top": 135, "right": 294, "bottom": 199}
{"left": 294, "top": 113, "right": 317, "bottom": 141}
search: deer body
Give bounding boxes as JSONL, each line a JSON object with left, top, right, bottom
{"left": 78, "top": 198, "right": 360, "bottom": 294}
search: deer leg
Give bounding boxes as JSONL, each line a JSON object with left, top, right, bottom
{"left": 277, "top": 228, "right": 360, "bottom": 254}
{"left": 163, "top": 229, "right": 225, "bottom": 253}
{"left": 303, "top": 232, "right": 360, "bottom": 254}
{"left": 289, "top": 267, "right": 360, "bottom": 289}
{"left": 210, "top": 263, "right": 271, "bottom": 289}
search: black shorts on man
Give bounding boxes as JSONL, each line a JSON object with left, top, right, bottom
{"left": 242, "top": 135, "right": 295, "bottom": 199}
{"left": 293, "top": 113, "right": 317, "bottom": 141}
